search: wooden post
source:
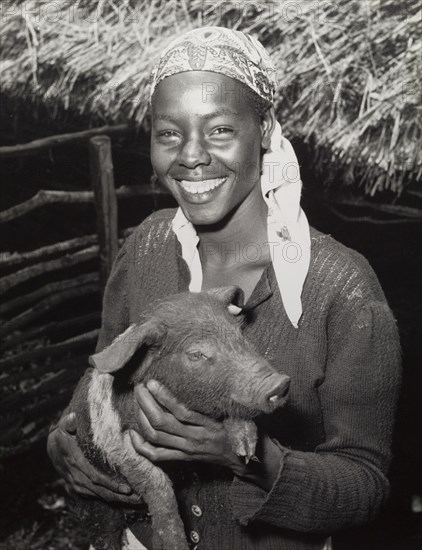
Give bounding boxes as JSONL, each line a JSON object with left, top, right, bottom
{"left": 89, "top": 136, "right": 118, "bottom": 292}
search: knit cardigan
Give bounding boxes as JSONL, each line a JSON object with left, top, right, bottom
{"left": 94, "top": 208, "right": 401, "bottom": 550}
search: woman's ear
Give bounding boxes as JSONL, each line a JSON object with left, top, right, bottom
{"left": 261, "top": 107, "right": 276, "bottom": 150}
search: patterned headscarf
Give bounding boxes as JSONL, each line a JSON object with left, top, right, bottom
{"left": 150, "top": 27, "right": 311, "bottom": 328}
{"left": 150, "top": 27, "right": 277, "bottom": 103}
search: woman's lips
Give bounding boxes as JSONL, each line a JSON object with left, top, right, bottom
{"left": 176, "top": 176, "right": 227, "bottom": 195}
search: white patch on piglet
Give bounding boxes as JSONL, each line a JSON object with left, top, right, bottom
{"left": 88, "top": 370, "right": 126, "bottom": 468}
{"left": 87, "top": 371, "right": 189, "bottom": 550}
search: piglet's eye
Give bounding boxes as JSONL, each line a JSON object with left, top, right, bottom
{"left": 187, "top": 350, "right": 207, "bottom": 361}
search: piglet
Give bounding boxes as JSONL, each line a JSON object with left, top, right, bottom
{"left": 68, "top": 286, "right": 290, "bottom": 550}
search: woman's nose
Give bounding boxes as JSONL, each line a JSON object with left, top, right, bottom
{"left": 178, "top": 137, "right": 211, "bottom": 169}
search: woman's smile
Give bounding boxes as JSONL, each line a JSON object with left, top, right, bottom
{"left": 178, "top": 176, "right": 227, "bottom": 195}
{"left": 172, "top": 175, "right": 228, "bottom": 204}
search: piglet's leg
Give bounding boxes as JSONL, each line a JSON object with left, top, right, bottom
{"left": 87, "top": 373, "right": 187, "bottom": 550}
{"left": 224, "top": 418, "right": 258, "bottom": 463}
{"left": 118, "top": 432, "right": 189, "bottom": 550}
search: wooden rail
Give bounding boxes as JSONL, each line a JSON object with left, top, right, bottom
{"left": 0, "top": 124, "right": 130, "bottom": 158}
{"left": 0, "top": 186, "right": 167, "bottom": 223}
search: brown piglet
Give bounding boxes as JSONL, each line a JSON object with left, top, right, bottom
{"left": 69, "top": 286, "right": 290, "bottom": 550}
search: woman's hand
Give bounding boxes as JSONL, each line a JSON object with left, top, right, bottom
{"left": 47, "top": 412, "right": 141, "bottom": 504}
{"left": 130, "top": 380, "right": 283, "bottom": 490}
{"left": 130, "top": 380, "right": 245, "bottom": 473}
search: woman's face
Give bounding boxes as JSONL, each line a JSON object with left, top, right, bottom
{"left": 151, "top": 72, "right": 273, "bottom": 226}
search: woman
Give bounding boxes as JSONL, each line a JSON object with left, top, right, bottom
{"left": 47, "top": 27, "right": 401, "bottom": 550}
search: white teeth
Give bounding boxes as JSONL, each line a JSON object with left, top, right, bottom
{"left": 178, "top": 177, "right": 226, "bottom": 194}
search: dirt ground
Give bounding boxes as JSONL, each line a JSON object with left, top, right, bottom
{"left": 0, "top": 443, "right": 89, "bottom": 550}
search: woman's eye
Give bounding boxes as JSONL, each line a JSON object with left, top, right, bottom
{"left": 212, "top": 127, "right": 233, "bottom": 136}
{"left": 187, "top": 350, "right": 207, "bottom": 361}
{"left": 156, "top": 130, "right": 181, "bottom": 142}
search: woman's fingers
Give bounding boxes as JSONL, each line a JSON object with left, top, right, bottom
{"left": 68, "top": 445, "right": 138, "bottom": 498}
{"left": 81, "top": 460, "right": 132, "bottom": 495}
{"left": 135, "top": 384, "right": 186, "bottom": 436}
{"left": 143, "top": 380, "right": 214, "bottom": 427}
{"left": 70, "top": 471, "right": 142, "bottom": 504}
{"left": 135, "top": 384, "right": 212, "bottom": 450}
{"left": 137, "top": 400, "right": 199, "bottom": 452}
{"left": 92, "top": 488, "right": 143, "bottom": 505}
{"left": 130, "top": 430, "right": 193, "bottom": 463}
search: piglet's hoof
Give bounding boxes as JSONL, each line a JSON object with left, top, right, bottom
{"left": 224, "top": 418, "right": 258, "bottom": 463}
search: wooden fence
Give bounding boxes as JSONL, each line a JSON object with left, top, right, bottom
{"left": 0, "top": 128, "right": 166, "bottom": 458}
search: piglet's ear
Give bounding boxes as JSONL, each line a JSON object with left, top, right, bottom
{"left": 206, "top": 286, "right": 244, "bottom": 309}
{"left": 89, "top": 320, "right": 165, "bottom": 373}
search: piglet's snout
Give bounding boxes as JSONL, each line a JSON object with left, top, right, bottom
{"left": 260, "top": 374, "right": 290, "bottom": 411}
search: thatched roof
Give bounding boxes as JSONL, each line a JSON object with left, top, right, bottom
{"left": 1, "top": 0, "right": 421, "bottom": 195}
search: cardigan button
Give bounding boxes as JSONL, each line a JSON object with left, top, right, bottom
{"left": 190, "top": 530, "right": 200, "bottom": 544}
{"left": 191, "top": 505, "right": 202, "bottom": 517}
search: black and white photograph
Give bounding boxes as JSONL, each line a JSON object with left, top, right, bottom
{"left": 0, "top": 1, "right": 421, "bottom": 549}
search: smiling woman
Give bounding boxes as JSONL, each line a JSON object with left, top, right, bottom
{"left": 47, "top": 26, "right": 401, "bottom": 550}
{"left": 149, "top": 67, "right": 282, "bottom": 303}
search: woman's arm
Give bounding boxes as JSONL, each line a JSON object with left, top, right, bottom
{"left": 229, "top": 299, "right": 402, "bottom": 533}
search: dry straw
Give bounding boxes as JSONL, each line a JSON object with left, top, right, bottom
{"left": 1, "top": 0, "right": 421, "bottom": 195}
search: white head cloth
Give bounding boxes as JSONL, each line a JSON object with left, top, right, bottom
{"left": 151, "top": 27, "right": 311, "bottom": 328}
